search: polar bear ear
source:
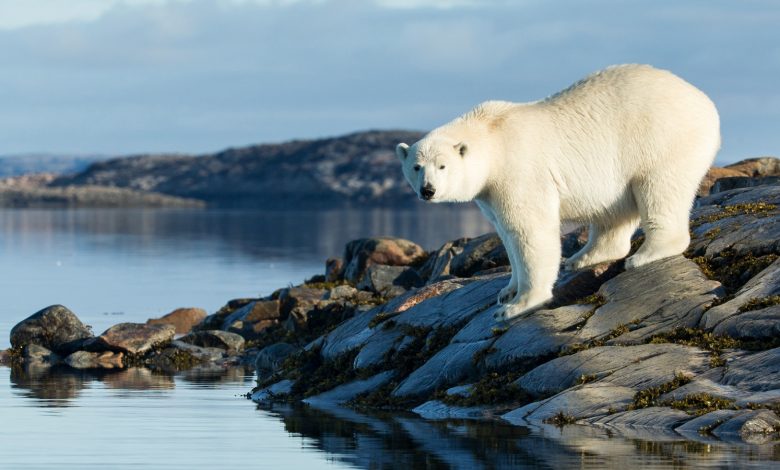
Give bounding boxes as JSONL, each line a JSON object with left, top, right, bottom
{"left": 455, "top": 142, "right": 468, "bottom": 157}
{"left": 396, "top": 143, "right": 409, "bottom": 160}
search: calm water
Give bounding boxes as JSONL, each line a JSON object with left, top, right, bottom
{"left": 1, "top": 208, "right": 779, "bottom": 469}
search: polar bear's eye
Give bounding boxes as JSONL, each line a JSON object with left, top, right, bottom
{"left": 439, "top": 165, "right": 446, "bottom": 170}
{"left": 413, "top": 165, "right": 421, "bottom": 172}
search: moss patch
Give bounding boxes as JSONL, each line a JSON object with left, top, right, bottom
{"left": 691, "top": 202, "right": 777, "bottom": 228}
{"left": 665, "top": 393, "right": 736, "bottom": 416}
{"left": 738, "top": 295, "right": 780, "bottom": 313}
{"left": 691, "top": 250, "right": 778, "bottom": 295}
{"left": 545, "top": 411, "right": 578, "bottom": 427}
{"left": 576, "top": 374, "right": 598, "bottom": 385}
{"left": 628, "top": 373, "right": 692, "bottom": 410}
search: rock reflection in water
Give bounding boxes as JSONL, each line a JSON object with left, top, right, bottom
{"left": 9, "top": 364, "right": 252, "bottom": 406}
{"left": 259, "top": 403, "right": 780, "bottom": 469}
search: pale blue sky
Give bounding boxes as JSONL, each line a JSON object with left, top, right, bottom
{"left": 0, "top": 0, "right": 778, "bottom": 163}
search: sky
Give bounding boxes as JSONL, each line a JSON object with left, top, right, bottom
{"left": 0, "top": 0, "right": 778, "bottom": 163}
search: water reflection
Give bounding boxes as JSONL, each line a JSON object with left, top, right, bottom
{"left": 8, "top": 363, "right": 251, "bottom": 407}
{"left": 261, "top": 403, "right": 780, "bottom": 469}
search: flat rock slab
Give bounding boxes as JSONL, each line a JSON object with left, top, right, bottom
{"left": 517, "top": 344, "right": 712, "bottom": 397}
{"left": 10, "top": 305, "right": 93, "bottom": 354}
{"left": 64, "top": 350, "right": 125, "bottom": 369}
{"left": 588, "top": 407, "right": 692, "bottom": 434}
{"left": 576, "top": 256, "right": 721, "bottom": 343}
{"left": 700, "top": 257, "right": 780, "bottom": 333}
{"left": 661, "top": 348, "right": 780, "bottom": 405}
{"left": 503, "top": 383, "right": 636, "bottom": 424}
{"left": 251, "top": 379, "right": 294, "bottom": 403}
{"left": 179, "top": 330, "right": 245, "bottom": 352}
{"left": 392, "top": 340, "right": 493, "bottom": 398}
{"left": 482, "top": 305, "right": 592, "bottom": 369}
{"left": 168, "top": 340, "right": 226, "bottom": 362}
{"left": 303, "top": 370, "right": 395, "bottom": 406}
{"left": 711, "top": 409, "right": 780, "bottom": 438}
{"left": 689, "top": 185, "right": 780, "bottom": 258}
{"left": 412, "top": 400, "right": 491, "bottom": 420}
{"left": 147, "top": 307, "right": 207, "bottom": 334}
{"left": 96, "top": 322, "right": 175, "bottom": 355}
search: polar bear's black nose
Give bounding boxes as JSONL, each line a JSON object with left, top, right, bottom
{"left": 421, "top": 184, "right": 436, "bottom": 200}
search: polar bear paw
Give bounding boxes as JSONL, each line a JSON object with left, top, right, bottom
{"left": 493, "top": 293, "right": 552, "bottom": 322}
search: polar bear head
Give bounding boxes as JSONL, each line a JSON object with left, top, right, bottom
{"left": 396, "top": 135, "right": 485, "bottom": 203}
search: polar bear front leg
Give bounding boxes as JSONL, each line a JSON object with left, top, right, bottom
{"left": 475, "top": 200, "right": 519, "bottom": 305}
{"left": 493, "top": 206, "right": 561, "bottom": 322}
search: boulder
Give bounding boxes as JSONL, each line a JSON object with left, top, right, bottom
{"left": 255, "top": 342, "right": 300, "bottom": 376}
{"left": 179, "top": 330, "right": 245, "bottom": 352}
{"left": 279, "top": 287, "right": 327, "bottom": 321}
{"left": 324, "top": 285, "right": 359, "bottom": 301}
{"left": 700, "top": 257, "right": 779, "bottom": 334}
{"left": 64, "top": 350, "right": 125, "bottom": 369}
{"left": 576, "top": 256, "right": 721, "bottom": 343}
{"left": 10, "top": 305, "right": 93, "bottom": 354}
{"left": 325, "top": 257, "right": 344, "bottom": 282}
{"left": 449, "top": 233, "right": 509, "bottom": 278}
{"left": 516, "top": 344, "right": 712, "bottom": 397}
{"left": 699, "top": 157, "right": 780, "bottom": 195}
{"left": 146, "top": 307, "right": 207, "bottom": 334}
{"left": 221, "top": 300, "right": 281, "bottom": 336}
{"left": 303, "top": 370, "right": 396, "bottom": 406}
{"left": 167, "top": 340, "right": 226, "bottom": 362}
{"left": 95, "top": 322, "right": 175, "bottom": 355}
{"left": 712, "top": 176, "right": 780, "bottom": 194}
{"left": 356, "top": 264, "right": 424, "bottom": 297}
{"left": 342, "top": 237, "right": 427, "bottom": 283}
{"left": 22, "top": 344, "right": 60, "bottom": 365}
{"left": 416, "top": 238, "right": 468, "bottom": 282}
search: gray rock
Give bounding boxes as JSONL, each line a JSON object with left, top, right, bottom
{"left": 503, "top": 383, "right": 636, "bottom": 424}
{"left": 10, "top": 305, "right": 93, "bottom": 354}
{"left": 517, "top": 344, "right": 712, "bottom": 397}
{"left": 168, "top": 340, "right": 226, "bottom": 362}
{"left": 325, "top": 285, "right": 358, "bottom": 301}
{"left": 711, "top": 176, "right": 780, "bottom": 194}
{"left": 689, "top": 185, "right": 780, "bottom": 258}
{"left": 712, "top": 409, "right": 780, "bottom": 437}
{"left": 342, "top": 237, "right": 427, "bottom": 283}
{"left": 392, "top": 340, "right": 493, "bottom": 398}
{"left": 449, "top": 233, "right": 509, "bottom": 278}
{"left": 303, "top": 370, "right": 396, "bottom": 406}
{"left": 255, "top": 342, "right": 299, "bottom": 375}
{"left": 445, "top": 384, "right": 474, "bottom": 398}
{"left": 324, "top": 257, "right": 343, "bottom": 282}
{"left": 221, "top": 299, "right": 281, "bottom": 336}
{"left": 714, "top": 306, "right": 780, "bottom": 339}
{"left": 356, "top": 264, "right": 423, "bottom": 298}
{"left": 179, "top": 330, "right": 245, "bottom": 352}
{"left": 95, "top": 322, "right": 175, "bottom": 355}
{"left": 588, "top": 407, "right": 691, "bottom": 431}
{"left": 22, "top": 344, "right": 60, "bottom": 365}
{"left": 482, "top": 305, "right": 592, "bottom": 369}
{"left": 250, "top": 379, "right": 294, "bottom": 403}
{"left": 416, "top": 238, "right": 468, "bottom": 283}
{"left": 700, "top": 257, "right": 780, "bottom": 333}
{"left": 412, "top": 400, "right": 490, "bottom": 420}
{"left": 675, "top": 409, "right": 743, "bottom": 437}
{"left": 576, "top": 256, "right": 721, "bottom": 343}
{"left": 278, "top": 287, "right": 327, "bottom": 323}
{"left": 661, "top": 348, "right": 780, "bottom": 405}
{"left": 64, "top": 350, "right": 125, "bottom": 369}
{"left": 352, "top": 328, "right": 404, "bottom": 370}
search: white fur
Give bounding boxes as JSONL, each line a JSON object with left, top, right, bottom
{"left": 396, "top": 64, "right": 720, "bottom": 321}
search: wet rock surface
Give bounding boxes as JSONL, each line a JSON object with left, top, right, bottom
{"left": 179, "top": 330, "right": 245, "bottom": 352}
{"left": 147, "top": 307, "right": 207, "bottom": 334}
{"left": 96, "top": 323, "right": 176, "bottom": 355}
{"left": 10, "top": 305, "right": 94, "bottom": 354}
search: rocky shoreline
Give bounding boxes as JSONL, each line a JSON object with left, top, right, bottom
{"left": 2, "top": 166, "right": 779, "bottom": 443}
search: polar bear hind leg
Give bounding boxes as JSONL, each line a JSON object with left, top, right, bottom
{"left": 564, "top": 216, "right": 640, "bottom": 271}
{"left": 625, "top": 175, "right": 697, "bottom": 269}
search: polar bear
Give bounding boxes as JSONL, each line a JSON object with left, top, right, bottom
{"left": 396, "top": 64, "right": 720, "bottom": 321}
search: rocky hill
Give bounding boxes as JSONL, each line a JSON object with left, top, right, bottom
{"left": 51, "top": 130, "right": 424, "bottom": 208}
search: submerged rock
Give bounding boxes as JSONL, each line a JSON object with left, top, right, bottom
{"left": 10, "top": 305, "right": 93, "bottom": 354}
{"left": 64, "top": 350, "right": 125, "bottom": 369}
{"left": 95, "top": 322, "right": 175, "bottom": 355}
{"left": 147, "top": 307, "right": 207, "bottom": 334}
